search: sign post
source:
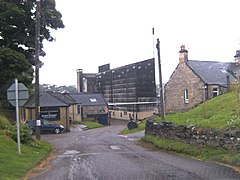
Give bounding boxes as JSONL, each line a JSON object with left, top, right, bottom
{"left": 7, "top": 79, "right": 29, "bottom": 155}
{"left": 15, "top": 79, "right": 20, "bottom": 155}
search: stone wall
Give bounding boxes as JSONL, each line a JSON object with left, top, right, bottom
{"left": 145, "top": 119, "right": 240, "bottom": 151}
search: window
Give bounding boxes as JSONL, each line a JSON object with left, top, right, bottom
{"left": 213, "top": 88, "right": 219, "bottom": 97}
{"left": 129, "top": 113, "right": 132, "bottom": 119}
{"left": 77, "top": 105, "right": 81, "bottom": 114}
{"left": 184, "top": 89, "right": 189, "bottom": 104}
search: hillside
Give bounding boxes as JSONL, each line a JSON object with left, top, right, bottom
{"left": 164, "top": 92, "right": 240, "bottom": 129}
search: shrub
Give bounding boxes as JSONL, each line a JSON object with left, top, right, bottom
{"left": 0, "top": 115, "right": 33, "bottom": 144}
{"left": 2, "top": 124, "right": 33, "bottom": 144}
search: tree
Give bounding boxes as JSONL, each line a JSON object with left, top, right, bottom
{"left": 0, "top": 48, "right": 33, "bottom": 105}
{"left": 0, "top": 0, "right": 64, "bottom": 106}
{"left": 39, "top": 84, "right": 77, "bottom": 93}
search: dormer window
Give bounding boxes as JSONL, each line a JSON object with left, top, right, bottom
{"left": 90, "top": 98, "right": 97, "bottom": 102}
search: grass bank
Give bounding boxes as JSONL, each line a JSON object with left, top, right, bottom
{"left": 80, "top": 121, "right": 103, "bottom": 129}
{"left": 142, "top": 135, "right": 240, "bottom": 167}
{"left": 0, "top": 113, "right": 53, "bottom": 179}
{"left": 0, "top": 135, "right": 52, "bottom": 179}
{"left": 163, "top": 92, "right": 240, "bottom": 129}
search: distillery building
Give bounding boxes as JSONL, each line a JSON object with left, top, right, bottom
{"left": 77, "top": 58, "right": 158, "bottom": 120}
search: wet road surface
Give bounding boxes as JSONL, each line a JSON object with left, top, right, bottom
{"left": 26, "top": 120, "right": 240, "bottom": 180}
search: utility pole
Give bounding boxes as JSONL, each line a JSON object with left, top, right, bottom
{"left": 35, "top": 0, "right": 41, "bottom": 140}
{"left": 156, "top": 38, "right": 165, "bottom": 119}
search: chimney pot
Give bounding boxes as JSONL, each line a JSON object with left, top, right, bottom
{"left": 179, "top": 45, "right": 188, "bottom": 63}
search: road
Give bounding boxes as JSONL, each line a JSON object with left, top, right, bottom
{"left": 26, "top": 120, "right": 240, "bottom": 180}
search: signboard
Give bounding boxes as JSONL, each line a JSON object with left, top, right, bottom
{"left": 40, "top": 107, "right": 60, "bottom": 120}
{"left": 7, "top": 82, "right": 29, "bottom": 107}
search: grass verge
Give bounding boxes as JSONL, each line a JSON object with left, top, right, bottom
{"left": 80, "top": 121, "right": 104, "bottom": 129}
{"left": 0, "top": 115, "right": 11, "bottom": 127}
{"left": 0, "top": 135, "right": 52, "bottom": 179}
{"left": 120, "top": 121, "right": 146, "bottom": 134}
{"left": 142, "top": 135, "right": 240, "bottom": 167}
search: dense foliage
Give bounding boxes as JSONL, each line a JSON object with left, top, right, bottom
{"left": 0, "top": 0, "right": 64, "bottom": 106}
{"left": 0, "top": 115, "right": 33, "bottom": 144}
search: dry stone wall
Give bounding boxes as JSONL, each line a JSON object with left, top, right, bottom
{"left": 145, "top": 119, "right": 240, "bottom": 151}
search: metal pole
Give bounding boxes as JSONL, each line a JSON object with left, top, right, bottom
{"left": 15, "top": 79, "right": 21, "bottom": 155}
{"left": 156, "top": 39, "right": 165, "bottom": 119}
{"left": 35, "top": 0, "right": 41, "bottom": 140}
{"left": 152, "top": 28, "right": 155, "bottom": 58}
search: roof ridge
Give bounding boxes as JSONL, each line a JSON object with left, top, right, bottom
{"left": 48, "top": 92, "right": 76, "bottom": 105}
{"left": 188, "top": 60, "right": 231, "bottom": 64}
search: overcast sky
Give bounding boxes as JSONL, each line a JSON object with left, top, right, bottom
{"left": 40, "top": 0, "right": 240, "bottom": 86}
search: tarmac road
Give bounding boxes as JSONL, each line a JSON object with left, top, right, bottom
{"left": 26, "top": 120, "right": 240, "bottom": 180}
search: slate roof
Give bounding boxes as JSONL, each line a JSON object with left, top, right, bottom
{"left": 49, "top": 92, "right": 76, "bottom": 105}
{"left": 71, "top": 93, "right": 107, "bottom": 106}
{"left": 187, "top": 60, "right": 236, "bottom": 87}
{"left": 24, "top": 92, "right": 107, "bottom": 108}
{"left": 23, "top": 92, "right": 71, "bottom": 108}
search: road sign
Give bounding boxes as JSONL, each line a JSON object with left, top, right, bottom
{"left": 7, "top": 82, "right": 29, "bottom": 107}
{"left": 7, "top": 79, "right": 26, "bottom": 155}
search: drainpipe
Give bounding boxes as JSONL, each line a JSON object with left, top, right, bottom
{"left": 66, "top": 107, "right": 70, "bottom": 132}
{"left": 204, "top": 84, "right": 208, "bottom": 101}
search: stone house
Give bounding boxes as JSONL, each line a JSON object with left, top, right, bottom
{"left": 165, "top": 45, "right": 238, "bottom": 113}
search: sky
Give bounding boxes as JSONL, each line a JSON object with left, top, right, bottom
{"left": 40, "top": 0, "right": 240, "bottom": 86}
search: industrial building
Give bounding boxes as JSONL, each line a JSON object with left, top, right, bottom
{"left": 77, "top": 58, "right": 158, "bottom": 120}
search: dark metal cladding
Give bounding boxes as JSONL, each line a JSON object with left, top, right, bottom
{"left": 96, "top": 58, "right": 156, "bottom": 113}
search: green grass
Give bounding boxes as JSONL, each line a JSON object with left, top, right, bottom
{"left": 162, "top": 92, "right": 240, "bottom": 129}
{"left": 0, "top": 135, "right": 52, "bottom": 179}
{"left": 142, "top": 135, "right": 240, "bottom": 167}
{"left": 120, "top": 121, "right": 146, "bottom": 134}
{"left": 0, "top": 108, "right": 15, "bottom": 124}
{"left": 80, "top": 121, "right": 104, "bottom": 129}
{"left": 0, "top": 115, "right": 11, "bottom": 128}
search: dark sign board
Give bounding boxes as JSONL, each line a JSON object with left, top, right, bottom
{"left": 40, "top": 107, "right": 60, "bottom": 120}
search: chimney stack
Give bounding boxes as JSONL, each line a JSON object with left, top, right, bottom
{"left": 77, "top": 69, "right": 83, "bottom": 93}
{"left": 179, "top": 45, "right": 188, "bottom": 64}
{"left": 234, "top": 50, "right": 240, "bottom": 64}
